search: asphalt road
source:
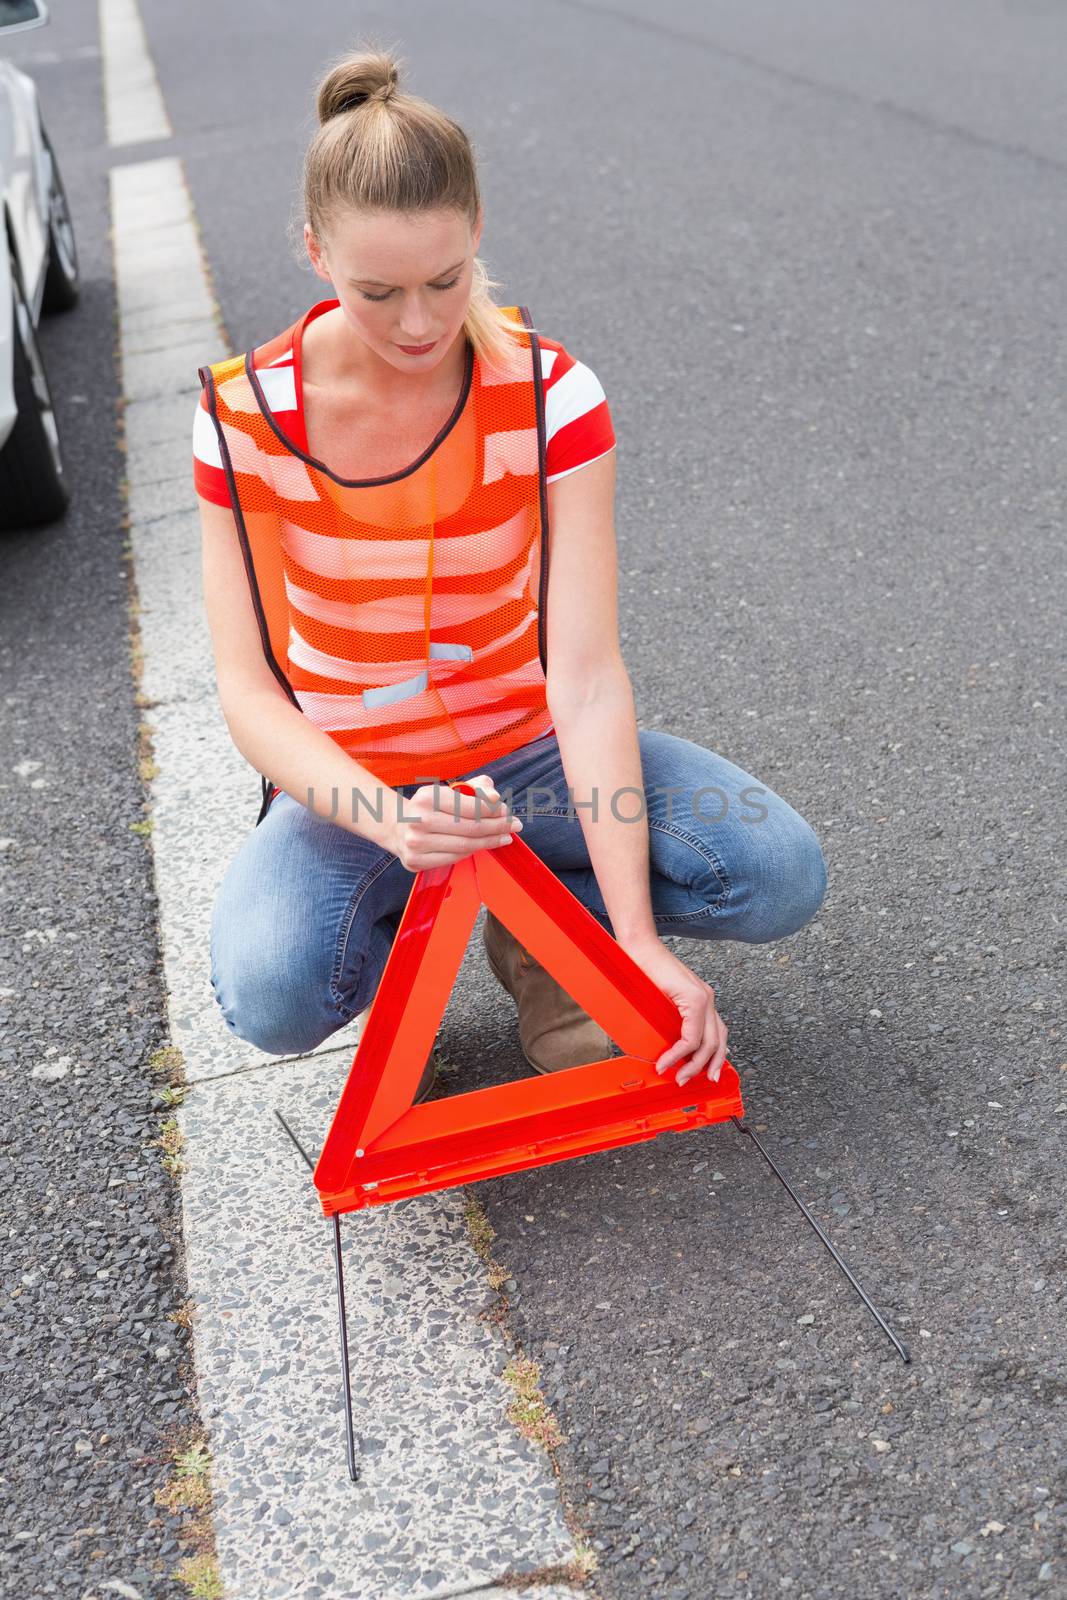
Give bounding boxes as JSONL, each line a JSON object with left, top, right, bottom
{"left": 1, "top": 8, "right": 202, "bottom": 1600}
{"left": 3, "top": 1, "right": 1064, "bottom": 1596}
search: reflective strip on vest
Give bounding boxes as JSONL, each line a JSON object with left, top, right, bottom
{"left": 197, "top": 302, "right": 554, "bottom": 787}
{"left": 362, "top": 641, "right": 475, "bottom": 710}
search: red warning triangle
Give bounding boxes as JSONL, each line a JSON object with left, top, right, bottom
{"left": 314, "top": 784, "right": 743, "bottom": 1215}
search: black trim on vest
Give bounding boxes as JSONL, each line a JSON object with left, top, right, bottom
{"left": 243, "top": 335, "right": 475, "bottom": 488}
{"left": 255, "top": 774, "right": 275, "bottom": 827}
{"left": 518, "top": 306, "right": 550, "bottom": 679}
{"left": 198, "top": 364, "right": 298, "bottom": 825}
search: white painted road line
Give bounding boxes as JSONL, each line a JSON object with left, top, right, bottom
{"left": 105, "top": 10, "right": 589, "bottom": 1596}
{"left": 99, "top": 0, "right": 172, "bottom": 146}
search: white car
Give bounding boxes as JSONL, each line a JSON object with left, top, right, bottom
{"left": 0, "top": 0, "right": 79, "bottom": 530}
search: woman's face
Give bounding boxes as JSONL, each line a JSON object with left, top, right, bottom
{"left": 305, "top": 205, "right": 483, "bottom": 373}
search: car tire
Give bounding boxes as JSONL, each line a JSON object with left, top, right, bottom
{"left": 39, "top": 121, "right": 79, "bottom": 313}
{"left": 0, "top": 251, "right": 70, "bottom": 530}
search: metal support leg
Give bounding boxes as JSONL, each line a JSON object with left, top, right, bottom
{"left": 731, "top": 1116, "right": 910, "bottom": 1364}
{"left": 331, "top": 1212, "right": 360, "bottom": 1483}
{"left": 274, "top": 1110, "right": 317, "bottom": 1173}
{"left": 274, "top": 1110, "right": 361, "bottom": 1481}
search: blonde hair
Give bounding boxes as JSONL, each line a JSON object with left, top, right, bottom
{"left": 290, "top": 43, "right": 535, "bottom": 373}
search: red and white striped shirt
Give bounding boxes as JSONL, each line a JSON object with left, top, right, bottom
{"left": 192, "top": 314, "right": 616, "bottom": 505}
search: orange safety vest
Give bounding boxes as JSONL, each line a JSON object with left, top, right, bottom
{"left": 197, "top": 300, "right": 554, "bottom": 816}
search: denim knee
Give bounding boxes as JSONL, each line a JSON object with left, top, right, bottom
{"left": 729, "top": 811, "right": 828, "bottom": 943}
{"left": 779, "top": 820, "right": 828, "bottom": 936}
{"left": 209, "top": 935, "right": 346, "bottom": 1057}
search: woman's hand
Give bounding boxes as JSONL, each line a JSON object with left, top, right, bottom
{"left": 387, "top": 774, "right": 523, "bottom": 872}
{"left": 618, "top": 934, "right": 729, "bottom": 1085}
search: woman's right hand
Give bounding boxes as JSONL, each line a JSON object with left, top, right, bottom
{"left": 387, "top": 773, "right": 524, "bottom": 871}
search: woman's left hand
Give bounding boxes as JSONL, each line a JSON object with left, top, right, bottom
{"left": 617, "top": 934, "right": 729, "bottom": 1086}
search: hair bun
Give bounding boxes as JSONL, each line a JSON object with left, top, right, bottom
{"left": 317, "top": 49, "right": 401, "bottom": 125}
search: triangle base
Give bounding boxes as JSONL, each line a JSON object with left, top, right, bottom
{"left": 320, "top": 1057, "right": 743, "bottom": 1213}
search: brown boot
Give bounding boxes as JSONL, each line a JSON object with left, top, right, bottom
{"left": 482, "top": 909, "right": 613, "bottom": 1073}
{"left": 355, "top": 1003, "right": 438, "bottom": 1103}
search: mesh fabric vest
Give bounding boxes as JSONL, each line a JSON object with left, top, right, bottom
{"left": 197, "top": 302, "right": 554, "bottom": 813}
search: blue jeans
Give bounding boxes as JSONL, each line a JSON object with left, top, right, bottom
{"left": 209, "top": 727, "right": 827, "bottom": 1055}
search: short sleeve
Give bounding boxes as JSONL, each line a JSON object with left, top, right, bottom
{"left": 192, "top": 387, "right": 231, "bottom": 507}
{"left": 539, "top": 337, "right": 617, "bottom": 484}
